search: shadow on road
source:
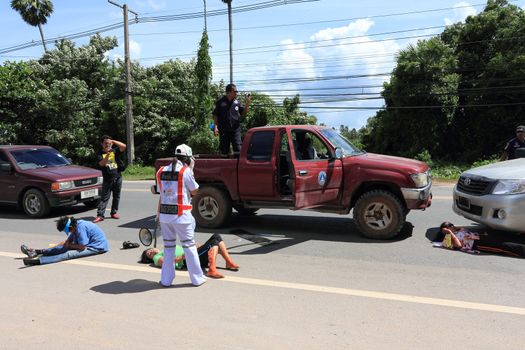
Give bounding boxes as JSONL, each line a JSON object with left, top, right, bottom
{"left": 116, "top": 212, "right": 415, "bottom": 255}
{"left": 90, "top": 279, "right": 194, "bottom": 294}
{"left": 0, "top": 203, "right": 96, "bottom": 220}
{"left": 134, "top": 212, "right": 415, "bottom": 255}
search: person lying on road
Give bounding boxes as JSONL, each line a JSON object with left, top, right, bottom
{"left": 140, "top": 233, "right": 239, "bottom": 278}
{"left": 435, "top": 221, "right": 525, "bottom": 258}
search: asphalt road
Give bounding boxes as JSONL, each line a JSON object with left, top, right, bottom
{"left": 1, "top": 181, "right": 524, "bottom": 349}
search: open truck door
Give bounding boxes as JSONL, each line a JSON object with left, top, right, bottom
{"left": 290, "top": 129, "right": 343, "bottom": 209}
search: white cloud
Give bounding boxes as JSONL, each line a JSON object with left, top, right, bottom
{"left": 134, "top": 0, "right": 167, "bottom": 11}
{"left": 257, "top": 18, "right": 408, "bottom": 128}
{"left": 263, "top": 39, "right": 316, "bottom": 98}
{"left": 445, "top": 2, "right": 477, "bottom": 26}
{"left": 310, "top": 19, "right": 374, "bottom": 42}
{"left": 130, "top": 40, "right": 141, "bottom": 59}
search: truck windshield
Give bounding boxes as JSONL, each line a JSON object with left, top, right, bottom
{"left": 10, "top": 148, "right": 71, "bottom": 170}
{"left": 319, "top": 129, "right": 364, "bottom": 157}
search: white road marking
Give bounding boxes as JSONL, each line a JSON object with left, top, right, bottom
{"left": 3, "top": 251, "right": 524, "bottom": 316}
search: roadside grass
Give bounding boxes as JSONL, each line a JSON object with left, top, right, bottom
{"left": 121, "top": 159, "right": 499, "bottom": 183}
{"left": 430, "top": 158, "right": 498, "bottom": 182}
{"left": 121, "top": 164, "right": 155, "bottom": 180}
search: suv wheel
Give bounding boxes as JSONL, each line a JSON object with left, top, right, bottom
{"left": 353, "top": 190, "right": 405, "bottom": 239}
{"left": 192, "top": 186, "right": 232, "bottom": 228}
{"left": 22, "top": 189, "right": 51, "bottom": 218}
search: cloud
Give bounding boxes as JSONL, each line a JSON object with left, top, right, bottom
{"left": 310, "top": 19, "right": 374, "bottom": 41}
{"left": 299, "top": 19, "right": 399, "bottom": 128}
{"left": 130, "top": 40, "right": 141, "bottom": 59}
{"left": 261, "top": 39, "right": 316, "bottom": 99}
{"left": 445, "top": 2, "right": 477, "bottom": 26}
{"left": 134, "top": 0, "right": 167, "bottom": 11}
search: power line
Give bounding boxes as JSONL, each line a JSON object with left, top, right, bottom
{"left": 131, "top": 2, "right": 489, "bottom": 36}
{"left": 0, "top": 0, "right": 316, "bottom": 55}
{"left": 0, "top": 1, "right": 502, "bottom": 56}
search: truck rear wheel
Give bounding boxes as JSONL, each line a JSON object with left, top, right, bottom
{"left": 193, "top": 186, "right": 232, "bottom": 228}
{"left": 22, "top": 189, "right": 51, "bottom": 218}
{"left": 353, "top": 190, "right": 405, "bottom": 240}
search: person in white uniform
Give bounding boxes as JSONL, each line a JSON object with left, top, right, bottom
{"left": 156, "top": 144, "right": 206, "bottom": 287}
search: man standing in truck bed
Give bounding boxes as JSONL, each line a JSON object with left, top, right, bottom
{"left": 212, "top": 83, "right": 251, "bottom": 157}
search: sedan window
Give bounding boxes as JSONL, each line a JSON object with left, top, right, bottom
{"left": 10, "top": 148, "right": 70, "bottom": 170}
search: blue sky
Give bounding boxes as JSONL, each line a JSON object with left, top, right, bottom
{"left": 2, "top": 0, "right": 525, "bottom": 130}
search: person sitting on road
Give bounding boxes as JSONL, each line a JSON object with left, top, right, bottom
{"left": 20, "top": 216, "right": 110, "bottom": 266}
{"left": 435, "top": 221, "right": 525, "bottom": 257}
{"left": 139, "top": 233, "right": 239, "bottom": 279}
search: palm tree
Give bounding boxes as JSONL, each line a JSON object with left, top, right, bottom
{"left": 11, "top": 0, "right": 54, "bottom": 53}
{"left": 221, "top": 0, "right": 233, "bottom": 83}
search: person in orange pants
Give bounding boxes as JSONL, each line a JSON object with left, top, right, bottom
{"left": 140, "top": 233, "right": 239, "bottom": 278}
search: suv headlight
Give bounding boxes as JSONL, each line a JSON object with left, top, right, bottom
{"left": 492, "top": 179, "right": 525, "bottom": 195}
{"left": 51, "top": 181, "right": 73, "bottom": 191}
{"left": 97, "top": 176, "right": 103, "bottom": 185}
{"left": 410, "top": 172, "right": 429, "bottom": 188}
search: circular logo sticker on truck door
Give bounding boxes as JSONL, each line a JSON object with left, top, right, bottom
{"left": 318, "top": 171, "right": 327, "bottom": 186}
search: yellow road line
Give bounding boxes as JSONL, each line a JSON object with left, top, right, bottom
{"left": 3, "top": 251, "right": 524, "bottom": 316}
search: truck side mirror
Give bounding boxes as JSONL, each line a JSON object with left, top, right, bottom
{"left": 0, "top": 163, "right": 12, "bottom": 173}
{"left": 334, "top": 147, "right": 343, "bottom": 160}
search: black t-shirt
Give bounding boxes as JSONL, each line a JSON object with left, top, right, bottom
{"left": 212, "top": 96, "right": 244, "bottom": 132}
{"left": 503, "top": 137, "right": 525, "bottom": 160}
{"left": 97, "top": 147, "right": 123, "bottom": 178}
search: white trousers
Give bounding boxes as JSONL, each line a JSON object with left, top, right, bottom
{"left": 159, "top": 219, "right": 206, "bottom": 286}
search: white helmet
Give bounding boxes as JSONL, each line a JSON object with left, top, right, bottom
{"left": 175, "top": 144, "right": 193, "bottom": 157}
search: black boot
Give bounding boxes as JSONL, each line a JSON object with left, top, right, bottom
{"left": 23, "top": 257, "right": 41, "bottom": 266}
{"left": 20, "top": 244, "right": 38, "bottom": 258}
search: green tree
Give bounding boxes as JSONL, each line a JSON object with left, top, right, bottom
{"left": 363, "top": 37, "right": 459, "bottom": 159}
{"left": 0, "top": 61, "right": 45, "bottom": 144}
{"left": 362, "top": 0, "right": 525, "bottom": 162}
{"left": 194, "top": 30, "right": 213, "bottom": 128}
{"left": 442, "top": 0, "right": 525, "bottom": 161}
{"left": 10, "top": 0, "right": 54, "bottom": 52}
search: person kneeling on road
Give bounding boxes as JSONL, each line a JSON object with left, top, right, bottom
{"left": 20, "top": 216, "right": 110, "bottom": 266}
{"left": 140, "top": 233, "right": 239, "bottom": 278}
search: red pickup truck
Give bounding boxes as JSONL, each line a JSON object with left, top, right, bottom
{"left": 156, "top": 125, "right": 432, "bottom": 239}
{"left": 0, "top": 145, "right": 102, "bottom": 218}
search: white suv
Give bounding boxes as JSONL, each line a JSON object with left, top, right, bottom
{"left": 453, "top": 158, "right": 525, "bottom": 232}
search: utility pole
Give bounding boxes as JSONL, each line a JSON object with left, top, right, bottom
{"left": 227, "top": 0, "right": 233, "bottom": 83}
{"left": 108, "top": 0, "right": 138, "bottom": 165}
{"left": 203, "top": 0, "right": 208, "bottom": 31}
{"left": 221, "top": 0, "right": 233, "bottom": 83}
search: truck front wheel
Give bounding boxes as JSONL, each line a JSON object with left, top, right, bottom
{"left": 353, "top": 190, "right": 405, "bottom": 240}
{"left": 193, "top": 187, "right": 232, "bottom": 228}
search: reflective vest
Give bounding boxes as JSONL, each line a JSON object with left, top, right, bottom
{"left": 156, "top": 162, "right": 193, "bottom": 216}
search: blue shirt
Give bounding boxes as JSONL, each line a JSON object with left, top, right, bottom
{"left": 72, "top": 220, "right": 109, "bottom": 252}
